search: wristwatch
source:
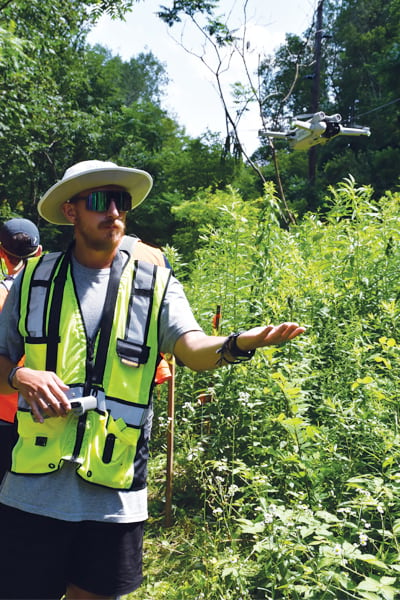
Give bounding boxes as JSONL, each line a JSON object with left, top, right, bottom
{"left": 8, "top": 365, "right": 24, "bottom": 390}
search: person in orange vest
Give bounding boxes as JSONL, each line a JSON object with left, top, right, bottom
{"left": 0, "top": 218, "right": 42, "bottom": 482}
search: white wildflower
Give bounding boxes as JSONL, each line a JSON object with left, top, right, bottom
{"left": 264, "top": 513, "right": 273, "bottom": 524}
{"left": 359, "top": 533, "right": 368, "bottom": 546}
{"left": 333, "top": 544, "right": 342, "bottom": 556}
{"left": 238, "top": 391, "right": 250, "bottom": 405}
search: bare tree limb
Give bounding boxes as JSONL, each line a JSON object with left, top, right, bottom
{"left": 164, "top": 1, "right": 310, "bottom": 224}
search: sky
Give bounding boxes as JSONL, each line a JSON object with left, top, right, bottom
{"left": 87, "top": 0, "right": 317, "bottom": 154}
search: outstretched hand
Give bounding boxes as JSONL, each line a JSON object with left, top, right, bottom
{"left": 237, "top": 322, "right": 306, "bottom": 351}
{"left": 169, "top": 322, "right": 306, "bottom": 371}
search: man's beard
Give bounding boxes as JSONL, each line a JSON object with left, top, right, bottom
{"left": 76, "top": 217, "right": 125, "bottom": 251}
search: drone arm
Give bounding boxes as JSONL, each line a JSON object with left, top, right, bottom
{"left": 336, "top": 126, "right": 371, "bottom": 137}
{"left": 260, "top": 130, "right": 295, "bottom": 140}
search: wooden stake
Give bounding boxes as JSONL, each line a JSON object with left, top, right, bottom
{"left": 165, "top": 357, "right": 175, "bottom": 527}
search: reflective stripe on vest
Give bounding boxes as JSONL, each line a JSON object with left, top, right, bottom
{"left": 117, "top": 259, "right": 155, "bottom": 367}
{"left": 23, "top": 252, "right": 63, "bottom": 339}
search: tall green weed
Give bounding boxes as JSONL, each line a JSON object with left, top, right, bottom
{"left": 134, "top": 178, "right": 400, "bottom": 599}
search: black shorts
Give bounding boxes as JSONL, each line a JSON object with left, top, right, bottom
{"left": 0, "top": 503, "right": 144, "bottom": 599}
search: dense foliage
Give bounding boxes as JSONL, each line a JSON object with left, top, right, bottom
{"left": 132, "top": 178, "right": 400, "bottom": 599}
{"left": 0, "top": 0, "right": 242, "bottom": 250}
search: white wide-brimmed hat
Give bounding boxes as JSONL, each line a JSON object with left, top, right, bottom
{"left": 38, "top": 160, "right": 153, "bottom": 225}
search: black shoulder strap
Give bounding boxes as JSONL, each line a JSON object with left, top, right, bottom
{"left": 46, "top": 249, "right": 71, "bottom": 371}
{"left": 91, "top": 250, "right": 125, "bottom": 386}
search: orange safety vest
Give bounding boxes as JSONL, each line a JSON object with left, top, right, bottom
{"left": 0, "top": 278, "right": 19, "bottom": 423}
{"left": 0, "top": 391, "right": 18, "bottom": 423}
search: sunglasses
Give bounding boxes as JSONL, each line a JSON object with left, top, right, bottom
{"left": 72, "top": 190, "right": 132, "bottom": 212}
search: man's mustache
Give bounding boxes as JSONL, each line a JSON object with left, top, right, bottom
{"left": 98, "top": 218, "right": 124, "bottom": 229}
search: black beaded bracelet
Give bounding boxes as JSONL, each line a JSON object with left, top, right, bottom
{"left": 216, "top": 333, "right": 255, "bottom": 366}
{"left": 8, "top": 365, "right": 24, "bottom": 390}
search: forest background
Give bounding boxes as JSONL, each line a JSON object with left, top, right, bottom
{"left": 1, "top": 0, "right": 400, "bottom": 598}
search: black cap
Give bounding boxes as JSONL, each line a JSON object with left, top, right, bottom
{"left": 0, "top": 218, "right": 40, "bottom": 259}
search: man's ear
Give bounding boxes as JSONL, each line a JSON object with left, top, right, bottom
{"left": 34, "top": 245, "right": 43, "bottom": 257}
{"left": 62, "top": 201, "right": 77, "bottom": 224}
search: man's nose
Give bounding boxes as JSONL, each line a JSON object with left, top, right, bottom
{"left": 106, "top": 200, "right": 121, "bottom": 216}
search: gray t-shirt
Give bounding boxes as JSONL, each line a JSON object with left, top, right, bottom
{"left": 0, "top": 254, "right": 202, "bottom": 523}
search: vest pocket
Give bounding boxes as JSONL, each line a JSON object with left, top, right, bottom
{"left": 77, "top": 411, "right": 141, "bottom": 489}
{"left": 12, "top": 411, "right": 76, "bottom": 474}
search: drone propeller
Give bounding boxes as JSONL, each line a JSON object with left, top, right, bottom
{"left": 292, "top": 112, "right": 315, "bottom": 120}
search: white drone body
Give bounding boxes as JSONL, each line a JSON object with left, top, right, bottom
{"left": 261, "top": 111, "right": 371, "bottom": 150}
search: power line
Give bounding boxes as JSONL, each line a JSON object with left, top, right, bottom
{"left": 357, "top": 97, "right": 400, "bottom": 117}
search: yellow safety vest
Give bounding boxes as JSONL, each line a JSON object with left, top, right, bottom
{"left": 12, "top": 237, "right": 171, "bottom": 489}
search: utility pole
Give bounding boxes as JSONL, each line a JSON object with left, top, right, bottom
{"left": 308, "top": 0, "right": 324, "bottom": 193}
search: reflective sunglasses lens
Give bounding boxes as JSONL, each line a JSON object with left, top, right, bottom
{"left": 86, "top": 191, "right": 107, "bottom": 211}
{"left": 118, "top": 192, "right": 132, "bottom": 211}
{"left": 86, "top": 191, "right": 132, "bottom": 212}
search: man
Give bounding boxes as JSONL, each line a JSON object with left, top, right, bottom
{"left": 0, "top": 160, "right": 305, "bottom": 600}
{"left": 0, "top": 218, "right": 42, "bottom": 481}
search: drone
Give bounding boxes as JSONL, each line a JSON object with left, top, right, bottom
{"left": 260, "top": 111, "right": 371, "bottom": 151}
